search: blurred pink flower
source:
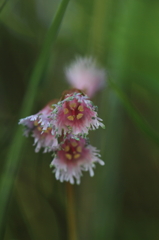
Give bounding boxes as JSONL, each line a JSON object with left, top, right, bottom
{"left": 19, "top": 104, "right": 58, "bottom": 152}
{"left": 51, "top": 92, "right": 105, "bottom": 136}
{"left": 50, "top": 135, "right": 104, "bottom": 184}
{"left": 65, "top": 57, "right": 106, "bottom": 98}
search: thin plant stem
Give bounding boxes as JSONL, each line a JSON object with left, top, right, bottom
{"left": 66, "top": 183, "right": 78, "bottom": 240}
{"left": 0, "top": 0, "right": 8, "bottom": 13}
{"left": 109, "top": 79, "right": 159, "bottom": 146}
{"left": 0, "top": 0, "right": 70, "bottom": 238}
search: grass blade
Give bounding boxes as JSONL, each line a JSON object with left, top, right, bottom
{"left": 109, "top": 79, "right": 159, "bottom": 146}
{"left": 0, "top": 0, "right": 70, "bottom": 238}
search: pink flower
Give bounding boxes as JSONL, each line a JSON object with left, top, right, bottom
{"left": 51, "top": 92, "right": 105, "bottom": 136}
{"left": 19, "top": 104, "right": 58, "bottom": 152}
{"left": 50, "top": 135, "right": 104, "bottom": 184}
{"left": 65, "top": 57, "right": 106, "bottom": 98}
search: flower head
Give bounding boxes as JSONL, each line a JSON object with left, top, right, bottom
{"left": 19, "top": 103, "right": 58, "bottom": 152}
{"left": 65, "top": 56, "right": 106, "bottom": 98}
{"left": 50, "top": 135, "right": 104, "bottom": 184}
{"left": 18, "top": 56, "right": 106, "bottom": 185}
{"left": 51, "top": 92, "right": 105, "bottom": 136}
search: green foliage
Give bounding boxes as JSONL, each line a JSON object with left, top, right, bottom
{"left": 1, "top": 0, "right": 159, "bottom": 239}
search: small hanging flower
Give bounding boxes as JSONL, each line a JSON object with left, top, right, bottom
{"left": 19, "top": 56, "right": 106, "bottom": 184}
{"left": 50, "top": 135, "right": 104, "bottom": 184}
{"left": 19, "top": 103, "right": 58, "bottom": 152}
{"left": 65, "top": 56, "right": 106, "bottom": 98}
{"left": 51, "top": 91, "right": 105, "bottom": 136}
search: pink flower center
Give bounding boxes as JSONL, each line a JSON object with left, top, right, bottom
{"left": 62, "top": 140, "right": 82, "bottom": 161}
{"left": 63, "top": 101, "right": 84, "bottom": 121}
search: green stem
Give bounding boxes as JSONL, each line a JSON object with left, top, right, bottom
{"left": 66, "top": 183, "right": 78, "bottom": 240}
{"left": 0, "top": 0, "right": 70, "bottom": 238}
{"left": 0, "top": 0, "right": 8, "bottom": 13}
{"left": 109, "top": 79, "right": 159, "bottom": 146}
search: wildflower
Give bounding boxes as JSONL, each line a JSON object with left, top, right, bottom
{"left": 51, "top": 91, "right": 105, "bottom": 136}
{"left": 18, "top": 56, "right": 106, "bottom": 185}
{"left": 19, "top": 103, "right": 58, "bottom": 152}
{"left": 65, "top": 56, "right": 106, "bottom": 98}
{"left": 50, "top": 135, "right": 104, "bottom": 184}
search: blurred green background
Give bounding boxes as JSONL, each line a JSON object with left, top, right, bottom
{"left": 1, "top": 0, "right": 159, "bottom": 239}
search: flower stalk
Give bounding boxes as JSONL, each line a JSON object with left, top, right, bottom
{"left": 66, "top": 183, "right": 78, "bottom": 240}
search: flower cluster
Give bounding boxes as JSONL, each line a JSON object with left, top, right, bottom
{"left": 19, "top": 57, "right": 105, "bottom": 184}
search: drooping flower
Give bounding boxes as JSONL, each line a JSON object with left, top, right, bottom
{"left": 65, "top": 56, "right": 106, "bottom": 98}
{"left": 19, "top": 102, "right": 58, "bottom": 152}
{"left": 51, "top": 91, "right": 105, "bottom": 136}
{"left": 50, "top": 135, "right": 104, "bottom": 184}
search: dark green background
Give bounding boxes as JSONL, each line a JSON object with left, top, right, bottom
{"left": 1, "top": 0, "right": 159, "bottom": 239}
